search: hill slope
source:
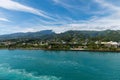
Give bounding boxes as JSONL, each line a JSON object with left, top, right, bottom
{"left": 0, "top": 30, "right": 120, "bottom": 42}
{"left": 0, "top": 30, "right": 55, "bottom": 40}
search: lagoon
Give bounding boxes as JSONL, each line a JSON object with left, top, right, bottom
{"left": 0, "top": 50, "right": 120, "bottom": 80}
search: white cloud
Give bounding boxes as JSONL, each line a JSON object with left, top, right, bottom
{"left": 52, "top": 0, "right": 80, "bottom": 13}
{"left": 0, "top": 17, "right": 10, "bottom": 22}
{"left": 95, "top": 0, "right": 120, "bottom": 11}
{"left": 50, "top": 0, "right": 120, "bottom": 33}
{"left": 0, "top": 0, "right": 53, "bottom": 19}
{"left": 1, "top": 0, "right": 120, "bottom": 34}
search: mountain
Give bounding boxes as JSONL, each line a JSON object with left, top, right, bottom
{"left": 0, "top": 30, "right": 55, "bottom": 40}
{"left": 0, "top": 30, "right": 120, "bottom": 42}
{"left": 58, "top": 30, "right": 120, "bottom": 41}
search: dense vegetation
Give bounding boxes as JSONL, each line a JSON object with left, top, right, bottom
{"left": 0, "top": 30, "right": 120, "bottom": 41}
{"left": 0, "top": 30, "right": 120, "bottom": 51}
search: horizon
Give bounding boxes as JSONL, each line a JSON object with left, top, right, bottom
{"left": 0, "top": 29, "right": 119, "bottom": 36}
{"left": 0, "top": 0, "right": 120, "bottom": 34}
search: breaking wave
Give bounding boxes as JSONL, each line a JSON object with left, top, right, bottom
{"left": 0, "top": 64, "right": 61, "bottom": 80}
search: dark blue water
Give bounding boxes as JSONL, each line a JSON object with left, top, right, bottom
{"left": 0, "top": 50, "right": 120, "bottom": 80}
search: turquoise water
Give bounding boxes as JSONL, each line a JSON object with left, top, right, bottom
{"left": 0, "top": 50, "right": 120, "bottom": 80}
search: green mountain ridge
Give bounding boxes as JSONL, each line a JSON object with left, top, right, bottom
{"left": 0, "top": 30, "right": 120, "bottom": 42}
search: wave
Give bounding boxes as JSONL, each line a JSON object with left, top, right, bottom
{"left": 0, "top": 64, "right": 61, "bottom": 80}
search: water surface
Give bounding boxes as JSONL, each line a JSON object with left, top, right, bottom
{"left": 0, "top": 50, "right": 120, "bottom": 80}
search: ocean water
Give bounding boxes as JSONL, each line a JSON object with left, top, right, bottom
{"left": 0, "top": 50, "right": 120, "bottom": 80}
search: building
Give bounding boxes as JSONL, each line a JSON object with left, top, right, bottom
{"left": 101, "top": 41, "right": 119, "bottom": 48}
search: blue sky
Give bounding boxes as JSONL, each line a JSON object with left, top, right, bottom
{"left": 0, "top": 0, "right": 120, "bottom": 34}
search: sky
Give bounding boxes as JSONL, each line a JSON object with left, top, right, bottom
{"left": 0, "top": 0, "right": 120, "bottom": 34}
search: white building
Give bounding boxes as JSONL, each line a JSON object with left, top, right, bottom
{"left": 101, "top": 41, "right": 119, "bottom": 48}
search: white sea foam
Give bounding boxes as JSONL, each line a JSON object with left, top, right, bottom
{"left": 0, "top": 64, "right": 61, "bottom": 80}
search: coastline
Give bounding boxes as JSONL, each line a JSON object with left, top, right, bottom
{"left": 0, "top": 48, "right": 120, "bottom": 53}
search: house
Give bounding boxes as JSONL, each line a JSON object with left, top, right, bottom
{"left": 101, "top": 41, "right": 119, "bottom": 48}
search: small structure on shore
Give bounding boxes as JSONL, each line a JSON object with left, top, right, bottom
{"left": 101, "top": 41, "right": 119, "bottom": 48}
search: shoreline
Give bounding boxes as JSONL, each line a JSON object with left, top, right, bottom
{"left": 0, "top": 48, "right": 120, "bottom": 53}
